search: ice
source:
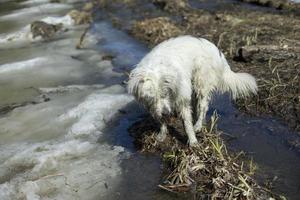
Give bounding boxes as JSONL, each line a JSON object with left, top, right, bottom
{"left": 0, "top": 4, "right": 72, "bottom": 21}
{"left": 0, "top": 15, "right": 75, "bottom": 46}
{"left": 38, "top": 84, "right": 105, "bottom": 94}
{"left": 60, "top": 90, "right": 133, "bottom": 138}
{"left": 0, "top": 183, "right": 15, "bottom": 200}
{"left": 0, "top": 55, "right": 86, "bottom": 88}
{"left": 21, "top": 0, "right": 87, "bottom": 6}
{"left": 0, "top": 141, "right": 126, "bottom": 200}
{"left": 0, "top": 57, "right": 48, "bottom": 73}
{"left": 0, "top": 19, "right": 106, "bottom": 104}
{"left": 41, "top": 15, "right": 75, "bottom": 26}
{"left": 0, "top": 25, "right": 34, "bottom": 45}
{"left": 20, "top": 0, "right": 53, "bottom": 6}
{"left": 0, "top": 86, "right": 133, "bottom": 199}
{"left": 0, "top": 92, "right": 86, "bottom": 144}
{"left": 0, "top": 0, "right": 140, "bottom": 199}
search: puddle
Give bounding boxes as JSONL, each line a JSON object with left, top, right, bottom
{"left": 189, "top": 0, "right": 280, "bottom": 12}
{"left": 91, "top": 21, "right": 148, "bottom": 72}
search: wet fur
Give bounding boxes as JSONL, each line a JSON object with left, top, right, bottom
{"left": 128, "top": 35, "right": 257, "bottom": 145}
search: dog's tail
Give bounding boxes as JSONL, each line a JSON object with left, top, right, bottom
{"left": 220, "top": 58, "right": 257, "bottom": 99}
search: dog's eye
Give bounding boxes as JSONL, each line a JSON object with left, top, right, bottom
{"left": 164, "top": 80, "right": 171, "bottom": 85}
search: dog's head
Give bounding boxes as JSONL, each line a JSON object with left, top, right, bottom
{"left": 128, "top": 71, "right": 172, "bottom": 120}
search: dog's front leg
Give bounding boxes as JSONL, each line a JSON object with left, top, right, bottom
{"left": 156, "top": 122, "right": 168, "bottom": 142}
{"left": 181, "top": 106, "right": 198, "bottom": 146}
{"left": 194, "top": 95, "right": 209, "bottom": 132}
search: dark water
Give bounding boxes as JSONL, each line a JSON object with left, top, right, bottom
{"left": 213, "top": 95, "right": 300, "bottom": 199}
{"left": 189, "top": 0, "right": 280, "bottom": 12}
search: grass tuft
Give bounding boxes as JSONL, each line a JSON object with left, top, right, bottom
{"left": 129, "top": 111, "right": 283, "bottom": 199}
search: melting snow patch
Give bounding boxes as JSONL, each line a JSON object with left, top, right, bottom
{"left": 20, "top": 0, "right": 52, "bottom": 6}
{"left": 0, "top": 57, "right": 48, "bottom": 73}
{"left": 0, "top": 1, "right": 136, "bottom": 199}
{"left": 0, "top": 141, "right": 125, "bottom": 200}
{"left": 38, "top": 84, "right": 105, "bottom": 94}
{"left": 41, "top": 15, "right": 75, "bottom": 26}
{"left": 0, "top": 25, "right": 34, "bottom": 45}
{"left": 21, "top": 0, "right": 86, "bottom": 6}
{"left": 0, "top": 86, "right": 133, "bottom": 199}
{"left": 0, "top": 15, "right": 75, "bottom": 46}
{"left": 60, "top": 92, "right": 133, "bottom": 138}
{"left": 0, "top": 3, "right": 72, "bottom": 21}
{"left": 0, "top": 55, "right": 85, "bottom": 87}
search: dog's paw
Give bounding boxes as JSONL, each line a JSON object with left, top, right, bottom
{"left": 188, "top": 138, "right": 198, "bottom": 147}
{"left": 194, "top": 123, "right": 207, "bottom": 133}
{"left": 193, "top": 125, "right": 202, "bottom": 133}
{"left": 156, "top": 132, "right": 167, "bottom": 142}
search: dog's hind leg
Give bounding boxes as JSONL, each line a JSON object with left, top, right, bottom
{"left": 156, "top": 123, "right": 168, "bottom": 142}
{"left": 194, "top": 94, "right": 210, "bottom": 132}
{"left": 181, "top": 105, "right": 198, "bottom": 146}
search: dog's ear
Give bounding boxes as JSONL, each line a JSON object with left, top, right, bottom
{"left": 127, "top": 71, "right": 156, "bottom": 98}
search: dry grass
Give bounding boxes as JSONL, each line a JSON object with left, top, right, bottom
{"left": 131, "top": 17, "right": 183, "bottom": 46}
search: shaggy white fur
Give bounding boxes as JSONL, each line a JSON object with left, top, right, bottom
{"left": 128, "top": 35, "right": 257, "bottom": 146}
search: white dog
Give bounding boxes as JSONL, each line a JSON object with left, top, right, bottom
{"left": 128, "top": 35, "right": 257, "bottom": 146}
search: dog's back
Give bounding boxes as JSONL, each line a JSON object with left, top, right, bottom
{"left": 128, "top": 35, "right": 227, "bottom": 98}
{"left": 129, "top": 35, "right": 257, "bottom": 103}
{"left": 139, "top": 35, "right": 223, "bottom": 73}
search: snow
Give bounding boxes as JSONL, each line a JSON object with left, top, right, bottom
{"left": 0, "top": 86, "right": 133, "bottom": 200}
{"left": 0, "top": 57, "right": 48, "bottom": 73}
{"left": 0, "top": 4, "right": 72, "bottom": 21}
{"left": 41, "top": 15, "right": 75, "bottom": 26}
{"left": 0, "top": 0, "right": 139, "bottom": 199}
{"left": 61, "top": 92, "right": 133, "bottom": 138}
{"left": 0, "top": 140, "right": 126, "bottom": 200}
{"left": 0, "top": 15, "right": 75, "bottom": 46}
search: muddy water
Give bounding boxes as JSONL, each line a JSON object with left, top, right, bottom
{"left": 0, "top": 0, "right": 300, "bottom": 200}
